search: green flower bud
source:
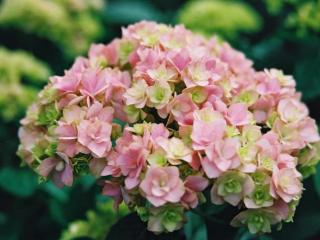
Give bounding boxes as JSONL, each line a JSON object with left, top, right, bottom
{"left": 147, "top": 82, "right": 172, "bottom": 108}
{"left": 234, "top": 90, "right": 259, "bottom": 106}
{"left": 266, "top": 112, "right": 278, "bottom": 128}
{"left": 179, "top": 163, "right": 195, "bottom": 179}
{"left": 217, "top": 171, "right": 245, "bottom": 196}
{"left": 286, "top": 199, "right": 300, "bottom": 223}
{"left": 136, "top": 206, "right": 149, "bottom": 222}
{"left": 72, "top": 154, "right": 91, "bottom": 176}
{"left": 37, "top": 103, "right": 60, "bottom": 126}
{"left": 231, "top": 209, "right": 277, "bottom": 234}
{"left": 31, "top": 140, "right": 49, "bottom": 161}
{"left": 119, "top": 41, "right": 135, "bottom": 65}
{"left": 251, "top": 185, "right": 272, "bottom": 206}
{"left": 162, "top": 208, "right": 184, "bottom": 232}
{"left": 247, "top": 212, "right": 271, "bottom": 234}
{"left": 251, "top": 171, "right": 267, "bottom": 185}
{"left": 38, "top": 86, "right": 58, "bottom": 104}
{"left": 148, "top": 205, "right": 185, "bottom": 234}
{"left": 260, "top": 156, "right": 273, "bottom": 171}
{"left": 111, "top": 123, "right": 122, "bottom": 141}
{"left": 298, "top": 142, "right": 320, "bottom": 176}
{"left": 191, "top": 86, "right": 208, "bottom": 104}
{"left": 124, "top": 105, "right": 146, "bottom": 123}
{"left": 147, "top": 151, "right": 167, "bottom": 166}
{"left": 44, "top": 141, "right": 57, "bottom": 157}
{"left": 226, "top": 126, "right": 240, "bottom": 138}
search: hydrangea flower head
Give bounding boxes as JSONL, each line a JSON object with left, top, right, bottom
{"left": 18, "top": 21, "right": 320, "bottom": 235}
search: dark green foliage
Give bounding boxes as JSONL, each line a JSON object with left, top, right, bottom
{"left": 184, "top": 211, "right": 207, "bottom": 240}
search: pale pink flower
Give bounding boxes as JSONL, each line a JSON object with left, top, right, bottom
{"left": 299, "top": 118, "right": 320, "bottom": 144}
{"left": 219, "top": 43, "right": 253, "bottom": 75}
{"left": 79, "top": 68, "right": 108, "bottom": 100}
{"left": 104, "top": 40, "right": 120, "bottom": 65}
{"left": 51, "top": 57, "right": 87, "bottom": 94}
{"left": 252, "top": 96, "right": 275, "bottom": 123}
{"left": 117, "top": 143, "right": 148, "bottom": 189}
{"left": 124, "top": 80, "right": 148, "bottom": 108}
{"left": 18, "top": 126, "right": 43, "bottom": 165}
{"left": 77, "top": 103, "right": 114, "bottom": 157}
{"left": 256, "top": 71, "right": 281, "bottom": 95}
{"left": 150, "top": 123, "right": 170, "bottom": 142}
{"left": 156, "top": 137, "right": 192, "bottom": 165}
{"left": 182, "top": 58, "right": 220, "bottom": 87}
{"left": 101, "top": 150, "right": 122, "bottom": 177}
{"left": 55, "top": 123, "right": 88, "bottom": 157}
{"left": 167, "top": 49, "right": 191, "bottom": 72}
{"left": 51, "top": 74, "right": 80, "bottom": 94}
{"left": 168, "top": 93, "right": 198, "bottom": 125}
{"left": 57, "top": 94, "right": 85, "bottom": 109}
{"left": 88, "top": 41, "right": 119, "bottom": 66}
{"left": 77, "top": 119, "right": 112, "bottom": 157}
{"left": 140, "top": 166, "right": 185, "bottom": 207}
{"left": 272, "top": 119, "right": 316, "bottom": 151}
{"left": 226, "top": 103, "right": 252, "bottom": 126}
{"left": 272, "top": 167, "right": 302, "bottom": 203}
{"left": 104, "top": 69, "right": 131, "bottom": 102}
{"left": 191, "top": 106, "right": 226, "bottom": 150}
{"left": 147, "top": 63, "right": 178, "bottom": 82}
{"left": 205, "top": 138, "right": 241, "bottom": 172}
{"left": 278, "top": 98, "right": 308, "bottom": 123}
{"left": 201, "top": 156, "right": 223, "bottom": 178}
{"left": 277, "top": 154, "right": 297, "bottom": 169}
{"left": 256, "top": 132, "right": 281, "bottom": 161}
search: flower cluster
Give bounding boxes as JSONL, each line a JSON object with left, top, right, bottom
{"left": 18, "top": 21, "right": 320, "bottom": 234}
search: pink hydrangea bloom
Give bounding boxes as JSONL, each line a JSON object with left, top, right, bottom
{"left": 271, "top": 167, "right": 302, "bottom": 203}
{"left": 191, "top": 106, "right": 226, "bottom": 150}
{"left": 18, "top": 21, "right": 320, "bottom": 235}
{"left": 77, "top": 103, "right": 113, "bottom": 157}
{"left": 140, "top": 166, "right": 185, "bottom": 207}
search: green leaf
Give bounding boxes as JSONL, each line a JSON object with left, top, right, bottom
{"left": 313, "top": 164, "right": 320, "bottom": 198}
{"left": 184, "top": 211, "right": 207, "bottom": 240}
{"left": 40, "top": 182, "right": 69, "bottom": 203}
{"left": 294, "top": 40, "right": 320, "bottom": 100}
{"left": 0, "top": 167, "right": 38, "bottom": 197}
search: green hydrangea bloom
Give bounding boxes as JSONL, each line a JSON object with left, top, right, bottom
{"left": 0, "top": 0, "right": 105, "bottom": 57}
{"left": 217, "top": 171, "right": 246, "bottom": 196}
{"left": 231, "top": 209, "right": 278, "bottom": 234}
{"left": 72, "top": 154, "right": 92, "bottom": 176}
{"left": 298, "top": 142, "right": 320, "bottom": 178}
{"left": 60, "top": 200, "right": 128, "bottom": 240}
{"left": 286, "top": 1, "right": 320, "bottom": 36}
{"left": 177, "top": 0, "right": 262, "bottom": 40}
{"left": 148, "top": 205, "right": 185, "bottom": 233}
{"left": 0, "top": 47, "right": 50, "bottom": 121}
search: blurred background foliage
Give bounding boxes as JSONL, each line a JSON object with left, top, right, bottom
{"left": 0, "top": 0, "right": 320, "bottom": 239}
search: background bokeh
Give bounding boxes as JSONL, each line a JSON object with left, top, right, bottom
{"left": 1, "top": 0, "right": 320, "bottom": 239}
